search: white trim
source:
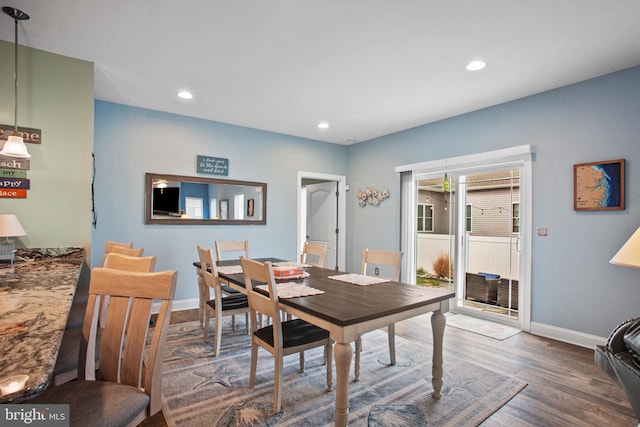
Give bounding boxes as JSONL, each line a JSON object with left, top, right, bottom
{"left": 161, "top": 299, "right": 607, "bottom": 351}
{"left": 530, "top": 321, "right": 606, "bottom": 349}
{"left": 400, "top": 170, "right": 416, "bottom": 283}
{"left": 297, "top": 171, "right": 347, "bottom": 271}
{"left": 395, "top": 144, "right": 534, "bottom": 173}
{"left": 152, "top": 298, "right": 199, "bottom": 314}
{"left": 397, "top": 144, "right": 534, "bottom": 332}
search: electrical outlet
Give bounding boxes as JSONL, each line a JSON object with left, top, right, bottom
{"left": 374, "top": 267, "right": 380, "bottom": 276}
{"left": 537, "top": 227, "right": 548, "bottom": 237}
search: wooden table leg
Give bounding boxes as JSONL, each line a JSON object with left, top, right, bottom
{"left": 431, "top": 309, "right": 445, "bottom": 399}
{"left": 334, "top": 341, "right": 352, "bottom": 427}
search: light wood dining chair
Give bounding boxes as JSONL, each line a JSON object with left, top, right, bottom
{"left": 99, "top": 240, "right": 136, "bottom": 268}
{"left": 53, "top": 253, "right": 156, "bottom": 386}
{"left": 240, "top": 256, "right": 333, "bottom": 414}
{"left": 300, "top": 241, "right": 328, "bottom": 267}
{"left": 71, "top": 241, "right": 134, "bottom": 306}
{"left": 215, "top": 239, "right": 250, "bottom": 261}
{"left": 197, "top": 246, "right": 250, "bottom": 356}
{"left": 213, "top": 240, "right": 251, "bottom": 327}
{"left": 354, "top": 248, "right": 403, "bottom": 382}
{"left": 67, "top": 246, "right": 145, "bottom": 330}
{"left": 32, "top": 267, "right": 178, "bottom": 427}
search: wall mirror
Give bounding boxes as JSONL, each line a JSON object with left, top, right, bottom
{"left": 145, "top": 173, "right": 267, "bottom": 225}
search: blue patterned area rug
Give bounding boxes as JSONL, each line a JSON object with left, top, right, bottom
{"left": 158, "top": 320, "right": 526, "bottom": 426}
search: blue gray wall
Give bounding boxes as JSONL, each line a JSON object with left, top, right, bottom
{"left": 346, "top": 66, "right": 640, "bottom": 338}
{"left": 93, "top": 102, "right": 348, "bottom": 303}
{"left": 93, "top": 66, "right": 640, "bottom": 340}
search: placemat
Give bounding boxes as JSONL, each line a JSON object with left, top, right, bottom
{"left": 256, "top": 282, "right": 324, "bottom": 298}
{"left": 328, "top": 273, "right": 390, "bottom": 286}
{"left": 217, "top": 265, "right": 243, "bottom": 275}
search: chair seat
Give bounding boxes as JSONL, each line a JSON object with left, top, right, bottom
{"left": 30, "top": 380, "right": 149, "bottom": 427}
{"left": 255, "top": 318, "right": 329, "bottom": 348}
{"left": 221, "top": 285, "right": 240, "bottom": 294}
{"left": 206, "top": 294, "right": 249, "bottom": 311}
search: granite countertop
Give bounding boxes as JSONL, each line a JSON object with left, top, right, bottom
{"left": 0, "top": 247, "right": 85, "bottom": 403}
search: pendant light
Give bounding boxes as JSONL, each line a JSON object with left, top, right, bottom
{"left": 0, "top": 7, "right": 31, "bottom": 158}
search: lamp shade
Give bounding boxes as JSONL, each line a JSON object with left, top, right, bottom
{"left": 0, "top": 214, "right": 26, "bottom": 238}
{"left": 0, "top": 135, "right": 31, "bottom": 158}
{"left": 610, "top": 226, "right": 640, "bottom": 268}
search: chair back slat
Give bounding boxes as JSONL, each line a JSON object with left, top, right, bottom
{"left": 79, "top": 294, "right": 100, "bottom": 379}
{"left": 300, "top": 242, "right": 327, "bottom": 267}
{"left": 146, "top": 298, "right": 173, "bottom": 413}
{"left": 361, "top": 248, "right": 403, "bottom": 281}
{"left": 215, "top": 240, "right": 249, "bottom": 261}
{"left": 99, "top": 241, "right": 134, "bottom": 267}
{"left": 97, "top": 295, "right": 130, "bottom": 382}
{"left": 120, "top": 298, "right": 153, "bottom": 386}
{"left": 240, "top": 257, "right": 281, "bottom": 337}
{"left": 105, "top": 252, "right": 155, "bottom": 271}
{"left": 110, "top": 246, "right": 144, "bottom": 257}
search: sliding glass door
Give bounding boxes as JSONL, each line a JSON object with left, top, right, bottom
{"left": 399, "top": 146, "right": 532, "bottom": 329}
{"left": 415, "top": 168, "right": 522, "bottom": 324}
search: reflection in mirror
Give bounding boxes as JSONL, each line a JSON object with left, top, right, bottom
{"left": 145, "top": 173, "right": 266, "bottom": 225}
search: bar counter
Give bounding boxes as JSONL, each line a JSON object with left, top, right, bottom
{"left": 0, "top": 247, "right": 85, "bottom": 403}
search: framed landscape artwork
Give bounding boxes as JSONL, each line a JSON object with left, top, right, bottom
{"left": 573, "top": 159, "right": 625, "bottom": 211}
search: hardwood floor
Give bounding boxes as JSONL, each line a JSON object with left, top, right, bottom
{"left": 143, "top": 309, "right": 636, "bottom": 426}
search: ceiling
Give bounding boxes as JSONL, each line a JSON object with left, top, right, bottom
{"left": 2, "top": 1, "right": 640, "bottom": 145}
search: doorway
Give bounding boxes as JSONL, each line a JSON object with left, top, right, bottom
{"left": 416, "top": 168, "right": 521, "bottom": 324}
{"left": 397, "top": 145, "right": 533, "bottom": 331}
{"left": 297, "top": 172, "right": 347, "bottom": 271}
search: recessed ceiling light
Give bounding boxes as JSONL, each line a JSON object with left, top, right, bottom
{"left": 177, "top": 90, "right": 193, "bottom": 99}
{"left": 466, "top": 60, "right": 486, "bottom": 71}
{"left": 317, "top": 122, "right": 329, "bottom": 129}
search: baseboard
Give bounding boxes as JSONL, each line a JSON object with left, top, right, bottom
{"left": 530, "top": 321, "right": 606, "bottom": 349}
{"left": 155, "top": 300, "right": 608, "bottom": 350}
{"left": 152, "top": 298, "right": 199, "bottom": 314}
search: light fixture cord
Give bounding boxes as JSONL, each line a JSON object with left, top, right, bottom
{"left": 13, "top": 14, "right": 18, "bottom": 133}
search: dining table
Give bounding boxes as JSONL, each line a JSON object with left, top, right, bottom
{"left": 0, "top": 247, "right": 85, "bottom": 403}
{"left": 194, "top": 258, "right": 454, "bottom": 427}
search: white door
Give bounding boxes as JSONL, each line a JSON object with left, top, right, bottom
{"left": 184, "top": 197, "right": 203, "bottom": 219}
{"left": 306, "top": 181, "right": 338, "bottom": 269}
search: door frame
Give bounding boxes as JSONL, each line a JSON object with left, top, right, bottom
{"left": 297, "top": 171, "right": 347, "bottom": 271}
{"left": 396, "top": 145, "right": 533, "bottom": 332}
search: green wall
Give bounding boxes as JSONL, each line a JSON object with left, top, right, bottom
{"left": 0, "top": 41, "right": 94, "bottom": 265}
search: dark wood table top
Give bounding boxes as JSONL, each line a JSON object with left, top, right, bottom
{"left": 195, "top": 258, "right": 454, "bottom": 328}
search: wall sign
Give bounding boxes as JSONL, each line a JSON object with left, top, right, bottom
{"left": 0, "top": 178, "right": 29, "bottom": 189}
{"left": 0, "top": 189, "right": 26, "bottom": 198}
{"left": 196, "top": 155, "right": 229, "bottom": 176}
{"left": 0, "top": 158, "right": 29, "bottom": 170}
{"left": 0, "top": 151, "right": 31, "bottom": 200}
{"left": 0, "top": 168, "right": 27, "bottom": 178}
{"left": 0, "top": 125, "right": 41, "bottom": 144}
